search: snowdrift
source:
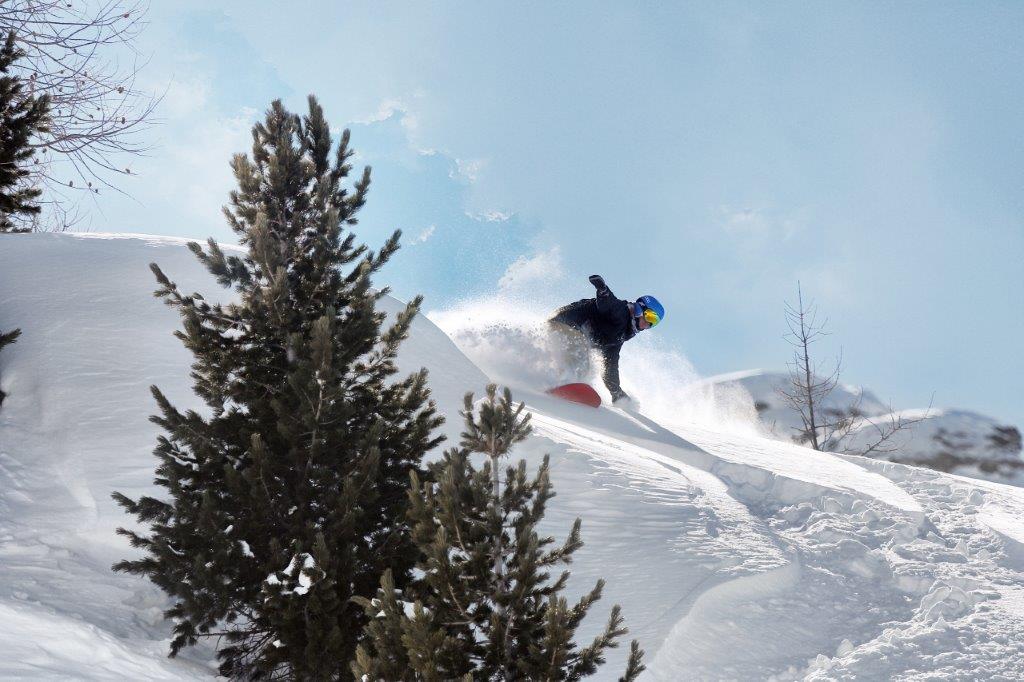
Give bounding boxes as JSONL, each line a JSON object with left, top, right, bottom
{"left": 2, "top": 233, "right": 1024, "bottom": 679}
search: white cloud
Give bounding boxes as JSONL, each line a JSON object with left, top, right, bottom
{"left": 410, "top": 224, "right": 435, "bottom": 244}
{"left": 721, "top": 206, "right": 769, "bottom": 233}
{"left": 719, "top": 205, "right": 803, "bottom": 241}
{"left": 498, "top": 247, "right": 563, "bottom": 290}
{"left": 465, "top": 209, "right": 513, "bottom": 223}
{"left": 156, "top": 74, "right": 212, "bottom": 118}
{"left": 361, "top": 98, "right": 406, "bottom": 123}
{"left": 351, "top": 97, "right": 445, "bottom": 158}
{"left": 357, "top": 98, "right": 422, "bottom": 137}
{"left": 453, "top": 157, "right": 486, "bottom": 183}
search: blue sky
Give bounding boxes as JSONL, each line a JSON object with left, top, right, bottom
{"left": 95, "top": 2, "right": 1024, "bottom": 425}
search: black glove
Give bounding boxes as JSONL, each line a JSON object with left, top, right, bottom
{"left": 589, "top": 274, "right": 607, "bottom": 292}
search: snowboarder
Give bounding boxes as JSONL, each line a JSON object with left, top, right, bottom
{"left": 548, "top": 275, "right": 664, "bottom": 405}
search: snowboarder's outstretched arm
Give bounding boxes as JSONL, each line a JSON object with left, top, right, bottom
{"left": 589, "top": 274, "right": 617, "bottom": 309}
{"left": 590, "top": 275, "right": 631, "bottom": 324}
{"left": 600, "top": 343, "right": 628, "bottom": 402}
{"left": 550, "top": 275, "right": 617, "bottom": 330}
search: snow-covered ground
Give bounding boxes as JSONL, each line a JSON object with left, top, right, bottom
{"left": 2, "top": 233, "right": 1023, "bottom": 679}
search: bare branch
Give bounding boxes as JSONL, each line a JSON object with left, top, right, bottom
{"left": 839, "top": 396, "right": 934, "bottom": 457}
{"left": 1, "top": 1, "right": 158, "bottom": 227}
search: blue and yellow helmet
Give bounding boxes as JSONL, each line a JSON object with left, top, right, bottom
{"left": 635, "top": 295, "right": 664, "bottom": 327}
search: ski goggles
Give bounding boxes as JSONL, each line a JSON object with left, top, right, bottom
{"left": 637, "top": 304, "right": 661, "bottom": 327}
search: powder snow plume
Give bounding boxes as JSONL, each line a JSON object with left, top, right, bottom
{"left": 427, "top": 292, "right": 761, "bottom": 436}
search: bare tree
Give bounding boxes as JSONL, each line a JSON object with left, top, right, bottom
{"left": 0, "top": 0, "right": 157, "bottom": 230}
{"left": 779, "top": 282, "right": 840, "bottom": 451}
{"left": 778, "top": 282, "right": 925, "bottom": 456}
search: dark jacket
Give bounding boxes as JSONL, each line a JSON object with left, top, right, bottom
{"left": 549, "top": 275, "right": 636, "bottom": 400}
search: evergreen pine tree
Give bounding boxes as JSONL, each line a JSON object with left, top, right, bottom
{"left": 352, "top": 385, "right": 645, "bottom": 681}
{"left": 0, "top": 31, "right": 50, "bottom": 233}
{"left": 112, "top": 96, "right": 443, "bottom": 679}
{"left": 0, "top": 327, "right": 20, "bottom": 408}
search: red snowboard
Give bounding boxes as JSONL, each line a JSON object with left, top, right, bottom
{"left": 546, "top": 383, "right": 602, "bottom": 408}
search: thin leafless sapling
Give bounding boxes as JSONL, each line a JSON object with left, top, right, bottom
{"left": 778, "top": 282, "right": 927, "bottom": 456}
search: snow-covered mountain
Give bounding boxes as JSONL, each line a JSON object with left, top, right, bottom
{"left": 2, "top": 233, "right": 1024, "bottom": 679}
{"left": 700, "top": 369, "right": 1024, "bottom": 487}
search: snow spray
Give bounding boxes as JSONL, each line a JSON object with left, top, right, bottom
{"left": 428, "top": 294, "right": 762, "bottom": 436}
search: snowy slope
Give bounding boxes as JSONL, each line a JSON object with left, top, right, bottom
{"left": 2, "top": 233, "right": 1024, "bottom": 679}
